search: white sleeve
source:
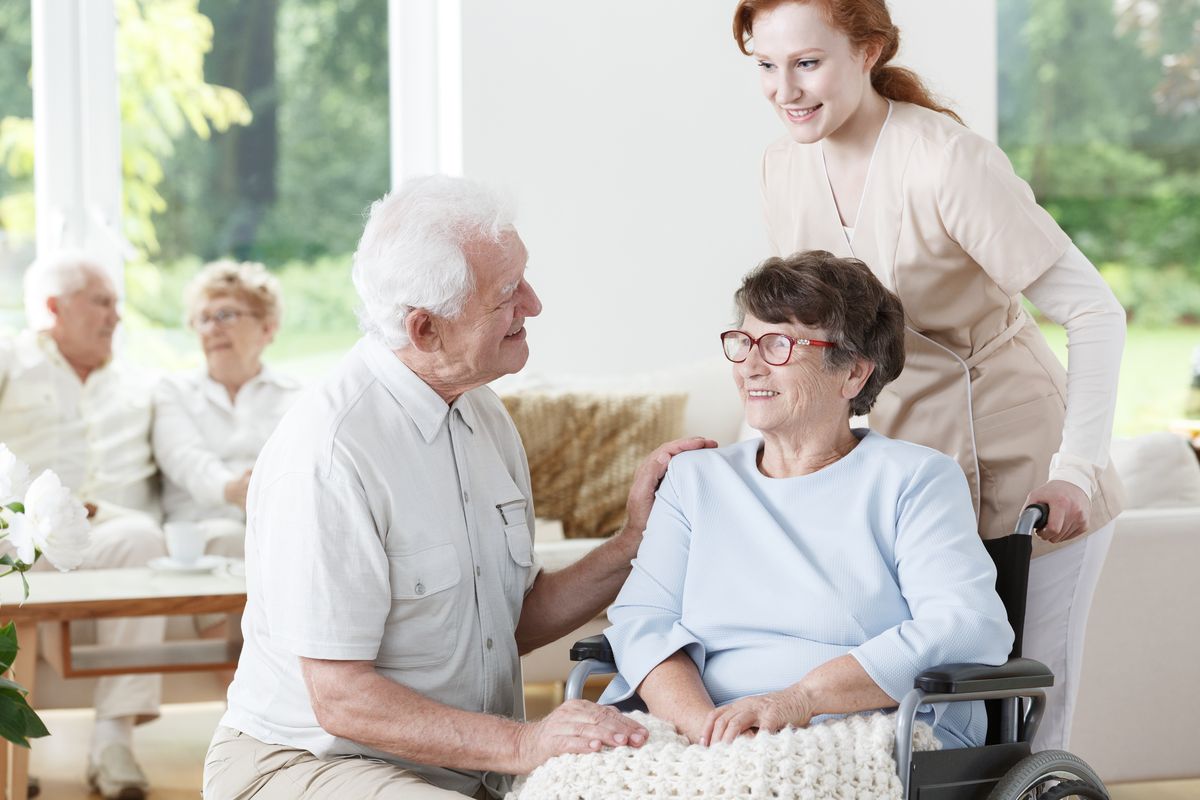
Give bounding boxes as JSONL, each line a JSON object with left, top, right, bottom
{"left": 1022, "top": 244, "right": 1126, "bottom": 497}
{"left": 151, "top": 379, "right": 235, "bottom": 508}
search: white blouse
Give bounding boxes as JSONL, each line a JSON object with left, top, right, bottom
{"left": 152, "top": 366, "right": 302, "bottom": 523}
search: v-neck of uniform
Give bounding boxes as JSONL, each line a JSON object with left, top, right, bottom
{"left": 818, "top": 100, "right": 893, "bottom": 254}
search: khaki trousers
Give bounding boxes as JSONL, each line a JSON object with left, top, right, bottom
{"left": 204, "top": 726, "right": 490, "bottom": 799}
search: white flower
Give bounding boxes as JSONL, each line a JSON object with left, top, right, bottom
{"left": 0, "top": 508, "right": 36, "bottom": 565}
{"left": 22, "top": 470, "right": 90, "bottom": 572}
{"left": 0, "top": 444, "right": 30, "bottom": 505}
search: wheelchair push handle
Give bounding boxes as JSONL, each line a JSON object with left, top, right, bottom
{"left": 1014, "top": 503, "right": 1050, "bottom": 537}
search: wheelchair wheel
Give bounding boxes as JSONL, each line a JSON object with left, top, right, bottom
{"left": 987, "top": 750, "right": 1108, "bottom": 800}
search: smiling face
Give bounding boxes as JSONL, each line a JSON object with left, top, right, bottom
{"left": 733, "top": 313, "right": 856, "bottom": 435}
{"left": 48, "top": 268, "right": 120, "bottom": 374}
{"left": 751, "top": 1, "right": 878, "bottom": 144}
{"left": 432, "top": 229, "right": 543, "bottom": 391}
{"left": 193, "top": 292, "right": 276, "bottom": 379}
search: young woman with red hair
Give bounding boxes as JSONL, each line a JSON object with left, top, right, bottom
{"left": 732, "top": 0, "right": 1126, "bottom": 753}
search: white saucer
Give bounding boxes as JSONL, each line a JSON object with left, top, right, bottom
{"left": 148, "top": 555, "right": 224, "bottom": 574}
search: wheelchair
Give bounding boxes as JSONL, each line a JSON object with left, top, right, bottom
{"left": 565, "top": 504, "right": 1110, "bottom": 800}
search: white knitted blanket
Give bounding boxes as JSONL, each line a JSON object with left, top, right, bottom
{"left": 508, "top": 711, "right": 939, "bottom": 800}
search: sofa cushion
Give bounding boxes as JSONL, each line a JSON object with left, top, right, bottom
{"left": 501, "top": 391, "right": 686, "bottom": 539}
{"left": 1108, "top": 432, "right": 1200, "bottom": 509}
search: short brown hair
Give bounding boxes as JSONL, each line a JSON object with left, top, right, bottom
{"left": 185, "top": 259, "right": 283, "bottom": 327}
{"left": 733, "top": 250, "right": 905, "bottom": 416}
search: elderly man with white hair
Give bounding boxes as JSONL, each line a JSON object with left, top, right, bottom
{"left": 0, "top": 250, "right": 167, "bottom": 799}
{"left": 204, "top": 176, "right": 715, "bottom": 799}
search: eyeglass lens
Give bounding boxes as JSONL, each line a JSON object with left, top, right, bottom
{"left": 721, "top": 332, "right": 794, "bottom": 365}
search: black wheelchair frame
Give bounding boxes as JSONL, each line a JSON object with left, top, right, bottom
{"left": 565, "top": 504, "right": 1110, "bottom": 800}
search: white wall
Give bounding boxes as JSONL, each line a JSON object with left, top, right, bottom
{"left": 460, "top": 0, "right": 996, "bottom": 377}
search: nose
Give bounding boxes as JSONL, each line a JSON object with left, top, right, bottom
{"left": 775, "top": 69, "right": 800, "bottom": 104}
{"left": 735, "top": 342, "right": 769, "bottom": 378}
{"left": 518, "top": 279, "right": 542, "bottom": 318}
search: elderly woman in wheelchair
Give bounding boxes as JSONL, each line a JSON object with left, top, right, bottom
{"left": 563, "top": 250, "right": 1111, "bottom": 799}
{"left": 591, "top": 249, "right": 1013, "bottom": 750}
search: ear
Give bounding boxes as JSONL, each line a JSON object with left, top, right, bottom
{"left": 46, "top": 295, "right": 61, "bottom": 319}
{"left": 842, "top": 356, "right": 875, "bottom": 401}
{"left": 403, "top": 308, "right": 442, "bottom": 353}
{"left": 262, "top": 318, "right": 280, "bottom": 346}
{"left": 862, "top": 41, "right": 884, "bottom": 72}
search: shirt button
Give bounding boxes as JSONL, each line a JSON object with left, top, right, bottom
{"left": 486, "top": 638, "right": 493, "bottom": 650}
{"left": 475, "top": 566, "right": 482, "bottom": 577}
{"left": 462, "top": 491, "right": 469, "bottom": 503}
{"left": 415, "top": 582, "right": 425, "bottom": 595}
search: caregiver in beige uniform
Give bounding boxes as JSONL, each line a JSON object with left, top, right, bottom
{"left": 733, "top": 0, "right": 1126, "bottom": 752}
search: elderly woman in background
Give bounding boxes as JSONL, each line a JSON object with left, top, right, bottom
{"left": 599, "top": 250, "right": 1013, "bottom": 749}
{"left": 152, "top": 260, "right": 301, "bottom": 559}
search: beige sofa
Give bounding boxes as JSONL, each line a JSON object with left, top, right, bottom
{"left": 1070, "top": 432, "right": 1200, "bottom": 782}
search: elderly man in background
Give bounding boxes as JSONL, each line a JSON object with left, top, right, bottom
{"left": 0, "top": 250, "right": 166, "bottom": 800}
{"left": 204, "top": 176, "right": 714, "bottom": 799}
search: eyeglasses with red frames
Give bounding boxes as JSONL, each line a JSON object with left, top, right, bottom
{"left": 720, "top": 329, "right": 836, "bottom": 366}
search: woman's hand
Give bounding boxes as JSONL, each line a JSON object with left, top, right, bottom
{"left": 1025, "top": 480, "right": 1090, "bottom": 543}
{"left": 224, "top": 469, "right": 253, "bottom": 511}
{"left": 699, "top": 687, "right": 815, "bottom": 746}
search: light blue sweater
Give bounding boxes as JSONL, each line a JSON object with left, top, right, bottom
{"left": 599, "top": 430, "right": 1014, "bottom": 748}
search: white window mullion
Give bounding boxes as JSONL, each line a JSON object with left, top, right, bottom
{"left": 31, "top": 0, "right": 123, "bottom": 286}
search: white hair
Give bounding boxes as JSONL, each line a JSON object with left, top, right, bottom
{"left": 351, "top": 175, "right": 515, "bottom": 349}
{"left": 22, "top": 250, "right": 109, "bottom": 331}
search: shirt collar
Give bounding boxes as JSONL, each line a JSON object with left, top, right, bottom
{"left": 31, "top": 329, "right": 113, "bottom": 382}
{"left": 357, "top": 337, "right": 478, "bottom": 443}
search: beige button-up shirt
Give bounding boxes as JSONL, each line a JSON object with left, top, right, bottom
{"left": 222, "top": 337, "right": 541, "bottom": 797}
{"left": 0, "top": 330, "right": 159, "bottom": 519}
{"left": 152, "top": 366, "right": 302, "bottom": 523}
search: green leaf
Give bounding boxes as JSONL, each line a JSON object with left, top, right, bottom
{"left": 0, "top": 677, "right": 27, "bottom": 695}
{"left": 18, "top": 702, "right": 48, "bottom": 739}
{"left": 6, "top": 502, "right": 23, "bottom": 513}
{"left": 0, "top": 692, "right": 32, "bottom": 748}
{"left": 0, "top": 623, "right": 16, "bottom": 672}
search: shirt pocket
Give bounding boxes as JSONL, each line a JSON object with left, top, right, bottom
{"left": 377, "top": 543, "right": 462, "bottom": 669}
{"left": 497, "top": 498, "right": 534, "bottom": 596}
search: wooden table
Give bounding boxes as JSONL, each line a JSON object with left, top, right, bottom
{"left": 0, "top": 567, "right": 247, "bottom": 800}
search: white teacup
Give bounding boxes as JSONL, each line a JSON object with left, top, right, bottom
{"left": 164, "top": 522, "right": 205, "bottom": 565}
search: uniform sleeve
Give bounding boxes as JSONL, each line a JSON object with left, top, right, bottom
{"left": 936, "top": 132, "right": 1071, "bottom": 297}
{"left": 1024, "top": 245, "right": 1127, "bottom": 496}
{"left": 151, "top": 378, "right": 235, "bottom": 508}
{"left": 849, "top": 454, "right": 1014, "bottom": 702}
{"left": 253, "top": 466, "right": 391, "bottom": 660}
{"left": 601, "top": 464, "right": 706, "bottom": 704}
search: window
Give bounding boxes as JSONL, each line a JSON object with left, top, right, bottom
{"left": 115, "top": 0, "right": 390, "bottom": 372}
{"left": 0, "top": 2, "right": 34, "bottom": 333}
{"left": 998, "top": 0, "right": 1200, "bottom": 433}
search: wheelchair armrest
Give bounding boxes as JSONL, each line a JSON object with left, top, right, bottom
{"left": 569, "top": 634, "right": 613, "bottom": 663}
{"left": 914, "top": 657, "right": 1053, "bottom": 694}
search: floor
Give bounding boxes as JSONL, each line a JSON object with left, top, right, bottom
{"left": 25, "top": 695, "right": 1200, "bottom": 799}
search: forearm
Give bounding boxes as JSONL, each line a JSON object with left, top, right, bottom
{"left": 1024, "top": 244, "right": 1126, "bottom": 493}
{"left": 792, "top": 654, "right": 896, "bottom": 716}
{"left": 302, "top": 659, "right": 523, "bottom": 772}
{"left": 637, "top": 650, "right": 714, "bottom": 737}
{"left": 514, "top": 527, "right": 639, "bottom": 653}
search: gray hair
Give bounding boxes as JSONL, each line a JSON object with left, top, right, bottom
{"left": 184, "top": 259, "right": 283, "bottom": 327}
{"left": 351, "top": 175, "right": 515, "bottom": 349}
{"left": 22, "top": 250, "right": 109, "bottom": 331}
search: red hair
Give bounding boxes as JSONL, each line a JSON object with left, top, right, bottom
{"left": 732, "top": 0, "right": 963, "bottom": 125}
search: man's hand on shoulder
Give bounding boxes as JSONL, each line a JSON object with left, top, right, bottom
{"left": 622, "top": 437, "right": 718, "bottom": 543}
{"left": 513, "top": 700, "right": 647, "bottom": 774}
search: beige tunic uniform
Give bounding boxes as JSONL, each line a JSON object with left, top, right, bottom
{"left": 761, "top": 101, "right": 1122, "bottom": 555}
